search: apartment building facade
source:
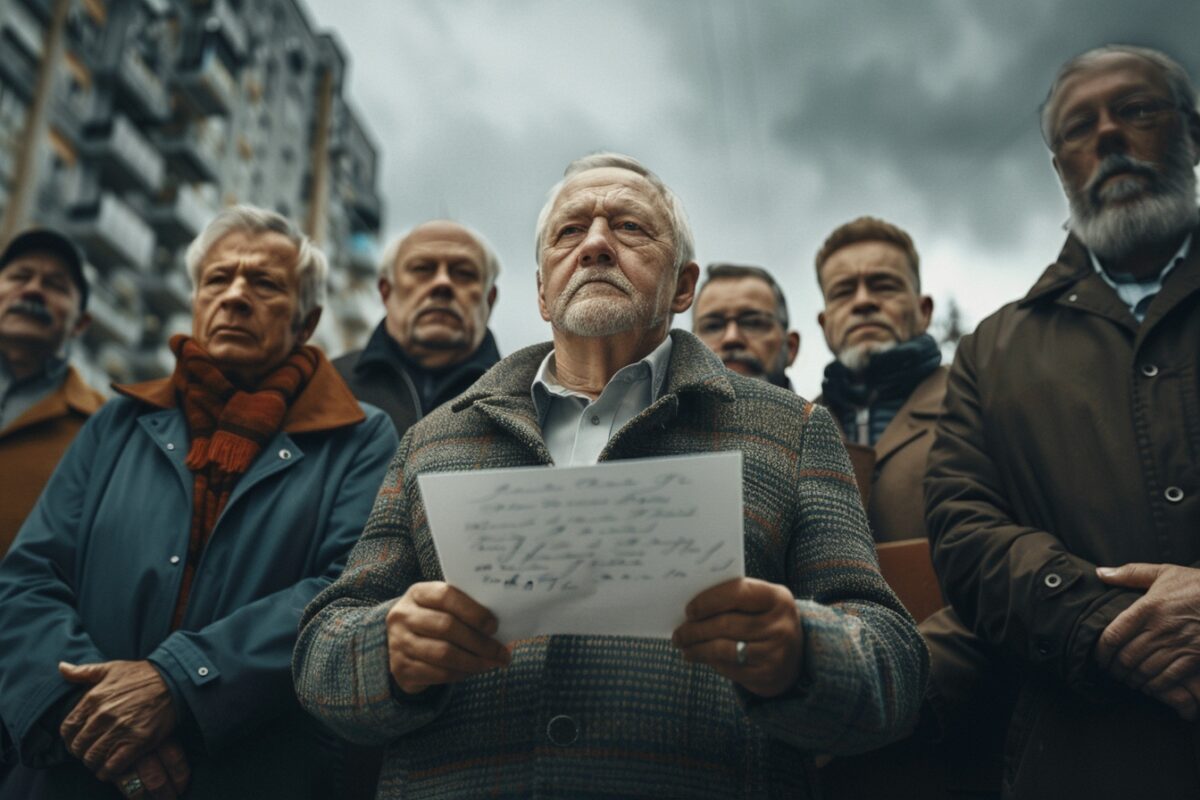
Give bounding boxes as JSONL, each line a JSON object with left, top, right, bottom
{"left": 0, "top": 0, "right": 383, "bottom": 386}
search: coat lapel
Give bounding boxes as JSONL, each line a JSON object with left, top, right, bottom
{"left": 873, "top": 367, "right": 947, "bottom": 467}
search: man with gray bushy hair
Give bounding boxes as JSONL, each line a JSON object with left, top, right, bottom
{"left": 0, "top": 205, "right": 396, "bottom": 799}
{"left": 295, "top": 152, "right": 926, "bottom": 798}
{"left": 927, "top": 45, "right": 1200, "bottom": 797}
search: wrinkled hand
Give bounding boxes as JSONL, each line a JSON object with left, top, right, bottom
{"left": 111, "top": 738, "right": 190, "bottom": 800}
{"left": 1095, "top": 563, "right": 1200, "bottom": 720}
{"left": 672, "top": 577, "right": 804, "bottom": 697}
{"left": 386, "top": 582, "right": 510, "bottom": 695}
{"left": 58, "top": 660, "right": 176, "bottom": 781}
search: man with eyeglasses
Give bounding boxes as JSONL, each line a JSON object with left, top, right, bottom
{"left": 692, "top": 263, "right": 799, "bottom": 388}
{"left": 926, "top": 45, "right": 1200, "bottom": 798}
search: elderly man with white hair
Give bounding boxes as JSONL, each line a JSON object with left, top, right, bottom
{"left": 334, "top": 220, "right": 502, "bottom": 437}
{"left": 294, "top": 153, "right": 926, "bottom": 799}
{"left": 927, "top": 44, "right": 1200, "bottom": 798}
{"left": 0, "top": 206, "right": 397, "bottom": 800}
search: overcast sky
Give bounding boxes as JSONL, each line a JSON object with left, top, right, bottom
{"left": 304, "top": 0, "right": 1200, "bottom": 397}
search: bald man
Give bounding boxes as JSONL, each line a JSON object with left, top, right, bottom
{"left": 335, "top": 221, "right": 502, "bottom": 435}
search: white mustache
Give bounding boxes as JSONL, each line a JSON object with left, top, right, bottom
{"left": 563, "top": 272, "right": 635, "bottom": 304}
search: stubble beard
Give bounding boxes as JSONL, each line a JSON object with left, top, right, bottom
{"left": 551, "top": 272, "right": 669, "bottom": 337}
{"left": 1067, "top": 136, "right": 1199, "bottom": 261}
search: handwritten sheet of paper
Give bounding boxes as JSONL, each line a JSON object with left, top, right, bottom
{"left": 418, "top": 452, "right": 744, "bottom": 642}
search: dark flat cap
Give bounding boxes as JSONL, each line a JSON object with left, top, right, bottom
{"left": 0, "top": 228, "right": 89, "bottom": 310}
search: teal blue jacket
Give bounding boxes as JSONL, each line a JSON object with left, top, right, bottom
{"left": 0, "top": 353, "right": 396, "bottom": 799}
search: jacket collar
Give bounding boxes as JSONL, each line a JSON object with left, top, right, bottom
{"left": 0, "top": 366, "right": 104, "bottom": 436}
{"left": 454, "top": 329, "right": 734, "bottom": 409}
{"left": 1020, "top": 220, "right": 1200, "bottom": 308}
{"left": 873, "top": 366, "right": 946, "bottom": 465}
{"left": 450, "top": 330, "right": 735, "bottom": 462}
{"left": 356, "top": 320, "right": 501, "bottom": 378}
{"left": 113, "top": 348, "right": 365, "bottom": 434}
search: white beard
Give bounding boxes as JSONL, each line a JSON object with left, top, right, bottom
{"left": 837, "top": 340, "right": 896, "bottom": 374}
{"left": 551, "top": 271, "right": 669, "bottom": 337}
{"left": 1067, "top": 136, "right": 1199, "bottom": 261}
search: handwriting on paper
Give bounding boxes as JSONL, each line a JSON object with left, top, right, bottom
{"left": 418, "top": 452, "right": 744, "bottom": 640}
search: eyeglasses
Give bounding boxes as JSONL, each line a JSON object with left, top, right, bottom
{"left": 695, "top": 312, "right": 781, "bottom": 338}
{"left": 1055, "top": 95, "right": 1183, "bottom": 150}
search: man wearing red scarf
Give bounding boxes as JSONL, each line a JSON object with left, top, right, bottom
{"left": 0, "top": 206, "right": 397, "bottom": 799}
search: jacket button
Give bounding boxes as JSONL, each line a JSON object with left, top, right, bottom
{"left": 169, "top": 555, "right": 180, "bottom": 565}
{"left": 197, "top": 667, "right": 209, "bottom": 677}
{"left": 1036, "top": 639, "right": 1053, "bottom": 656}
{"left": 1067, "top": 293, "right": 1078, "bottom": 302}
{"left": 166, "top": 442, "right": 175, "bottom": 451}
{"left": 590, "top": 415, "right": 600, "bottom": 426}
{"left": 278, "top": 449, "right": 292, "bottom": 460}
{"left": 1043, "top": 573, "right": 1062, "bottom": 589}
{"left": 546, "top": 714, "right": 578, "bottom": 746}
{"left": 1140, "top": 364, "right": 1159, "bottom": 377}
{"left": 1165, "top": 486, "right": 1185, "bottom": 503}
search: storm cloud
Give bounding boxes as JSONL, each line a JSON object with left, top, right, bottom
{"left": 305, "top": 0, "right": 1200, "bottom": 394}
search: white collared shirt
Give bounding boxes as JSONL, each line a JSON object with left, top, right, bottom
{"left": 1090, "top": 234, "right": 1191, "bottom": 323}
{"left": 531, "top": 336, "right": 673, "bottom": 466}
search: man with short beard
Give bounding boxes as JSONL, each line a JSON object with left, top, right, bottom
{"left": 295, "top": 152, "right": 927, "bottom": 799}
{"left": 334, "top": 220, "right": 501, "bottom": 437}
{"left": 692, "top": 263, "right": 799, "bottom": 388}
{"left": 812, "top": 217, "right": 1006, "bottom": 800}
{"left": 927, "top": 45, "right": 1200, "bottom": 798}
{"left": 0, "top": 229, "right": 103, "bottom": 556}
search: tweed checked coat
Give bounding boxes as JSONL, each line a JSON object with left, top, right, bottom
{"left": 294, "top": 330, "right": 927, "bottom": 800}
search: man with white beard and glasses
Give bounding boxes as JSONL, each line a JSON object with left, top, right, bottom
{"left": 926, "top": 45, "right": 1200, "bottom": 798}
{"left": 294, "top": 152, "right": 927, "bottom": 799}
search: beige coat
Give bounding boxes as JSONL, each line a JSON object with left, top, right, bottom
{"left": 0, "top": 366, "right": 103, "bottom": 556}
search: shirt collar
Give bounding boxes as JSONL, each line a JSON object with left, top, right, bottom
{"left": 531, "top": 335, "right": 673, "bottom": 420}
{"left": 1090, "top": 233, "right": 1190, "bottom": 288}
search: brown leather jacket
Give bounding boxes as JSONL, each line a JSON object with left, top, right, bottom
{"left": 927, "top": 228, "right": 1200, "bottom": 799}
{"left": 0, "top": 366, "right": 103, "bottom": 556}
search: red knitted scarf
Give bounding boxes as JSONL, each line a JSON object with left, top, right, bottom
{"left": 168, "top": 334, "right": 318, "bottom": 629}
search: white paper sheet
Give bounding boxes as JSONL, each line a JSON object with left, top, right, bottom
{"left": 418, "top": 451, "right": 744, "bottom": 642}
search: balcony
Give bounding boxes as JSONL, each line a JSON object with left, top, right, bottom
{"left": 141, "top": 255, "right": 193, "bottom": 315}
{"left": 203, "top": 0, "right": 248, "bottom": 63}
{"left": 113, "top": 48, "right": 170, "bottom": 123}
{"left": 84, "top": 273, "right": 144, "bottom": 349}
{"left": 175, "top": 48, "right": 238, "bottom": 116}
{"left": 148, "top": 183, "right": 214, "bottom": 246}
{"left": 0, "top": 36, "right": 39, "bottom": 101}
{"left": 69, "top": 192, "right": 156, "bottom": 272}
{"left": 3, "top": 2, "right": 44, "bottom": 61}
{"left": 345, "top": 231, "right": 377, "bottom": 278}
{"left": 84, "top": 115, "right": 164, "bottom": 193}
{"left": 346, "top": 188, "right": 382, "bottom": 232}
{"left": 155, "top": 118, "right": 224, "bottom": 182}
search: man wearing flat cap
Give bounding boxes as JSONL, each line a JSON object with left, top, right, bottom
{"left": 0, "top": 228, "right": 102, "bottom": 557}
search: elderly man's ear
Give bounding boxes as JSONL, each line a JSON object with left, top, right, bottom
{"left": 296, "top": 308, "right": 322, "bottom": 345}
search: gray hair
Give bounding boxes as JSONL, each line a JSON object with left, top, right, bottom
{"left": 697, "top": 263, "right": 790, "bottom": 328}
{"left": 186, "top": 205, "right": 328, "bottom": 323}
{"left": 534, "top": 152, "right": 696, "bottom": 273}
{"left": 1041, "top": 44, "right": 1199, "bottom": 146}
{"left": 376, "top": 221, "right": 502, "bottom": 290}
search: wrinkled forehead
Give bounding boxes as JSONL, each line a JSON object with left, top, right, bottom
{"left": 202, "top": 230, "right": 300, "bottom": 273}
{"left": 695, "top": 276, "right": 779, "bottom": 315}
{"left": 550, "top": 167, "right": 669, "bottom": 222}
{"left": 1054, "top": 53, "right": 1173, "bottom": 118}
{"left": 395, "top": 223, "right": 487, "bottom": 266}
